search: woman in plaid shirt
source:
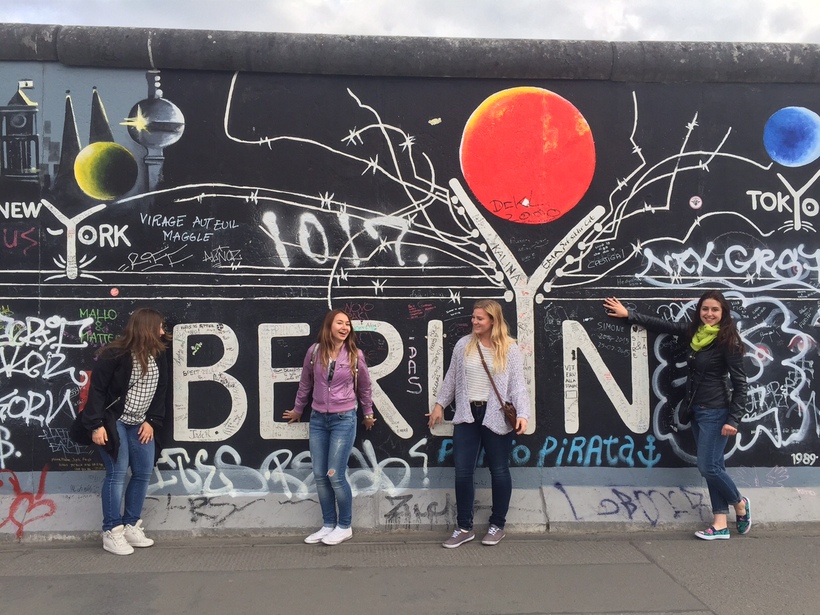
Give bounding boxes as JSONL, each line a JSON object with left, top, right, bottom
{"left": 81, "top": 308, "right": 169, "bottom": 555}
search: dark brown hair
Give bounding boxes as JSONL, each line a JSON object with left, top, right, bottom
{"left": 98, "top": 307, "right": 168, "bottom": 373}
{"left": 316, "top": 309, "right": 359, "bottom": 377}
{"left": 687, "top": 290, "right": 743, "bottom": 353}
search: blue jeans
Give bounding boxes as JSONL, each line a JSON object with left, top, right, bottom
{"left": 98, "top": 421, "right": 155, "bottom": 531}
{"left": 691, "top": 405, "right": 742, "bottom": 515}
{"left": 309, "top": 410, "right": 356, "bottom": 529}
{"left": 453, "top": 403, "right": 514, "bottom": 530}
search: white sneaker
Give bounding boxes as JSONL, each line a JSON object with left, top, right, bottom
{"left": 304, "top": 526, "right": 335, "bottom": 544}
{"left": 321, "top": 526, "right": 353, "bottom": 545}
{"left": 103, "top": 525, "right": 134, "bottom": 555}
{"left": 123, "top": 519, "right": 154, "bottom": 547}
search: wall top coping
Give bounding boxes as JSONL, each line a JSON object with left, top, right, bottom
{"left": 1, "top": 23, "right": 820, "bottom": 83}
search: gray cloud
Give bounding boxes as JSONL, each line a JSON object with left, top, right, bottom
{"left": 3, "top": 0, "right": 820, "bottom": 43}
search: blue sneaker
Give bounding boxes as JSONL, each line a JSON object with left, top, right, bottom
{"left": 736, "top": 496, "right": 751, "bottom": 535}
{"left": 695, "top": 526, "right": 730, "bottom": 541}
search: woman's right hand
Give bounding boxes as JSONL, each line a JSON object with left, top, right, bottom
{"left": 91, "top": 426, "right": 107, "bottom": 446}
{"left": 426, "top": 404, "right": 444, "bottom": 429}
{"left": 603, "top": 297, "right": 628, "bottom": 318}
{"left": 282, "top": 409, "right": 301, "bottom": 424}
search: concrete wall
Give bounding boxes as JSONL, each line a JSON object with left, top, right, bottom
{"left": 0, "top": 24, "right": 819, "bottom": 539}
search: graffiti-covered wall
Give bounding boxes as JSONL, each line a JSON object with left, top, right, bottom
{"left": 0, "top": 25, "right": 818, "bottom": 536}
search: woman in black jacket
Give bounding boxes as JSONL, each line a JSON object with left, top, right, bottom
{"left": 604, "top": 291, "right": 751, "bottom": 540}
{"left": 81, "top": 308, "right": 169, "bottom": 555}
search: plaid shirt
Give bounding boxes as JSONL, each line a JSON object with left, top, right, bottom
{"left": 119, "top": 354, "right": 159, "bottom": 425}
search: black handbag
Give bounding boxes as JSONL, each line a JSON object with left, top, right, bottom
{"left": 476, "top": 343, "right": 517, "bottom": 429}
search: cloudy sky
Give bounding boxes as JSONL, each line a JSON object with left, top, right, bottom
{"left": 4, "top": 0, "right": 820, "bottom": 43}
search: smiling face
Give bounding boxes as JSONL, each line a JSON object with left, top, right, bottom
{"left": 472, "top": 308, "right": 494, "bottom": 339}
{"left": 330, "top": 314, "right": 351, "bottom": 345}
{"left": 700, "top": 298, "right": 723, "bottom": 326}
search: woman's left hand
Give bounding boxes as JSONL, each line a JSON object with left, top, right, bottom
{"left": 362, "top": 415, "right": 377, "bottom": 430}
{"left": 138, "top": 422, "right": 154, "bottom": 445}
{"left": 515, "top": 417, "right": 528, "bottom": 435}
{"left": 721, "top": 424, "right": 738, "bottom": 437}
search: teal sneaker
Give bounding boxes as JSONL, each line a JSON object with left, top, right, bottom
{"left": 695, "top": 526, "right": 730, "bottom": 541}
{"left": 736, "top": 496, "right": 751, "bottom": 535}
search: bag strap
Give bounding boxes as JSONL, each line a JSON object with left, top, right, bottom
{"left": 476, "top": 342, "right": 504, "bottom": 406}
{"left": 104, "top": 360, "right": 147, "bottom": 409}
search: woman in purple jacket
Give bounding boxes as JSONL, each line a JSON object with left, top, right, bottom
{"left": 283, "top": 309, "right": 375, "bottom": 546}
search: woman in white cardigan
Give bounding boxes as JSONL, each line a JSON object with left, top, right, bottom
{"left": 427, "top": 299, "right": 530, "bottom": 548}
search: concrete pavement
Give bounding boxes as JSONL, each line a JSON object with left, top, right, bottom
{"left": 1, "top": 528, "right": 819, "bottom": 615}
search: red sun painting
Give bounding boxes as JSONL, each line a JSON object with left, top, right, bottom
{"left": 460, "top": 87, "right": 596, "bottom": 224}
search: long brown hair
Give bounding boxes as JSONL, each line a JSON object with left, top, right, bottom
{"left": 97, "top": 307, "right": 168, "bottom": 374}
{"left": 687, "top": 290, "right": 743, "bottom": 353}
{"left": 466, "top": 299, "right": 515, "bottom": 373}
{"left": 316, "top": 309, "right": 358, "bottom": 377}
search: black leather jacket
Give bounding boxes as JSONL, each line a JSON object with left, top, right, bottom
{"left": 627, "top": 309, "right": 748, "bottom": 427}
{"left": 81, "top": 349, "right": 169, "bottom": 460}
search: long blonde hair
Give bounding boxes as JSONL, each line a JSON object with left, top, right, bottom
{"left": 465, "top": 299, "right": 515, "bottom": 373}
{"left": 316, "top": 309, "right": 358, "bottom": 378}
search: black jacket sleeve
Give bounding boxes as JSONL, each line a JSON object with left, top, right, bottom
{"left": 627, "top": 309, "right": 690, "bottom": 337}
{"left": 725, "top": 349, "right": 748, "bottom": 428}
{"left": 82, "top": 354, "right": 122, "bottom": 431}
{"left": 145, "top": 351, "right": 169, "bottom": 429}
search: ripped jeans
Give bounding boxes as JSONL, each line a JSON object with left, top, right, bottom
{"left": 309, "top": 410, "right": 357, "bottom": 529}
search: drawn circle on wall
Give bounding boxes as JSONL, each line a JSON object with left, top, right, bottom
{"left": 74, "top": 142, "right": 138, "bottom": 200}
{"left": 763, "top": 106, "right": 820, "bottom": 167}
{"left": 460, "top": 87, "right": 596, "bottom": 224}
{"left": 126, "top": 98, "right": 185, "bottom": 149}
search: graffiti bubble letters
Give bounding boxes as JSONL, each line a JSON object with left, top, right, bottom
{"left": 639, "top": 243, "right": 820, "bottom": 287}
{"left": 0, "top": 315, "right": 92, "bottom": 386}
{"left": 0, "top": 389, "right": 75, "bottom": 428}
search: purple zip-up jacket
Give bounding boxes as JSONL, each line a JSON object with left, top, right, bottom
{"left": 292, "top": 344, "right": 373, "bottom": 416}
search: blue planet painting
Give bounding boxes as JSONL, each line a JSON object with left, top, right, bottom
{"left": 763, "top": 106, "right": 820, "bottom": 167}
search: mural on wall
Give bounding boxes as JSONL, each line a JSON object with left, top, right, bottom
{"left": 0, "top": 61, "right": 818, "bottom": 511}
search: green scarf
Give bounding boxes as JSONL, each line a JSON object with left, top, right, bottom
{"left": 690, "top": 324, "right": 719, "bottom": 351}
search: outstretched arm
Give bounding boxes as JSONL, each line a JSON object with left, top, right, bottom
{"left": 603, "top": 297, "right": 629, "bottom": 318}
